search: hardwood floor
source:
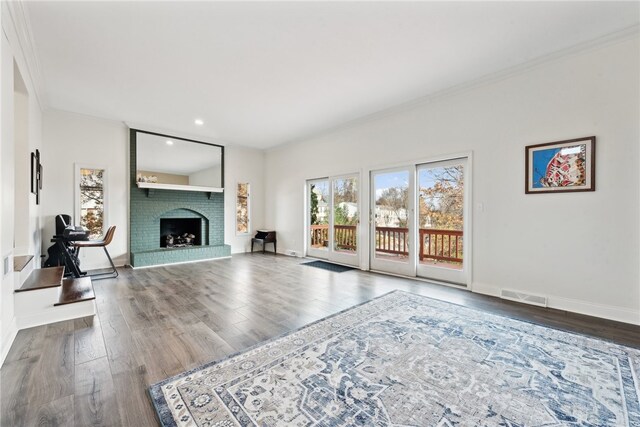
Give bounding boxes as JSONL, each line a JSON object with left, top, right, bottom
{"left": 2, "top": 253, "right": 639, "bottom": 426}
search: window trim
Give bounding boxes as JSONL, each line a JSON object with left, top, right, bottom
{"left": 235, "top": 182, "right": 250, "bottom": 236}
{"left": 74, "top": 163, "right": 108, "bottom": 238}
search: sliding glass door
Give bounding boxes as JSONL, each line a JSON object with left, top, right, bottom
{"left": 416, "top": 158, "right": 468, "bottom": 284}
{"left": 307, "top": 178, "right": 330, "bottom": 259}
{"left": 307, "top": 174, "right": 359, "bottom": 266}
{"left": 330, "top": 175, "right": 359, "bottom": 265}
{"left": 370, "top": 157, "right": 469, "bottom": 285}
{"left": 369, "top": 168, "right": 416, "bottom": 276}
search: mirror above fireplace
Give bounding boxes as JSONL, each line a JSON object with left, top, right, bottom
{"left": 133, "top": 129, "right": 224, "bottom": 194}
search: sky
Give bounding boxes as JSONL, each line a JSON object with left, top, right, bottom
{"left": 373, "top": 169, "right": 442, "bottom": 199}
{"left": 312, "top": 167, "right": 457, "bottom": 201}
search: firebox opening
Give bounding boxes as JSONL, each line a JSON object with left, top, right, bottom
{"left": 160, "top": 218, "right": 202, "bottom": 248}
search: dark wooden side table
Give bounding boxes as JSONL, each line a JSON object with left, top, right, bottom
{"left": 251, "top": 230, "right": 276, "bottom": 254}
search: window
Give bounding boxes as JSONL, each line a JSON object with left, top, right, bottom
{"left": 76, "top": 166, "right": 106, "bottom": 239}
{"left": 236, "top": 183, "right": 250, "bottom": 234}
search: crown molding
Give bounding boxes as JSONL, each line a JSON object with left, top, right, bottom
{"left": 268, "top": 24, "right": 640, "bottom": 153}
{"left": 1, "top": 0, "right": 47, "bottom": 109}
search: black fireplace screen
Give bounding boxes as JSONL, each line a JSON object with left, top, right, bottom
{"left": 160, "top": 218, "right": 202, "bottom": 248}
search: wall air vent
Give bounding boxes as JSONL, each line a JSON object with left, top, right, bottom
{"left": 500, "top": 289, "right": 548, "bottom": 308}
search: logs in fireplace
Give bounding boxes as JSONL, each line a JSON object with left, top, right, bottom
{"left": 165, "top": 233, "right": 196, "bottom": 248}
{"left": 160, "top": 218, "right": 202, "bottom": 248}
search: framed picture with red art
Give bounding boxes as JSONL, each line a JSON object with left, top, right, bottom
{"left": 525, "top": 136, "right": 595, "bottom": 194}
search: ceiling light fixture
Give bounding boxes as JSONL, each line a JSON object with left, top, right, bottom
{"left": 166, "top": 140, "right": 174, "bottom": 145}
{"left": 194, "top": 119, "right": 204, "bottom": 126}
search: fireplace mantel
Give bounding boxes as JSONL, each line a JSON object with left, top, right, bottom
{"left": 137, "top": 182, "right": 224, "bottom": 199}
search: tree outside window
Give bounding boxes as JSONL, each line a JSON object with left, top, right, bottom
{"left": 236, "top": 183, "right": 249, "bottom": 234}
{"left": 79, "top": 168, "right": 105, "bottom": 239}
{"left": 419, "top": 165, "right": 463, "bottom": 231}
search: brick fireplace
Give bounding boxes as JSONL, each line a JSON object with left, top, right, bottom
{"left": 129, "top": 132, "right": 230, "bottom": 267}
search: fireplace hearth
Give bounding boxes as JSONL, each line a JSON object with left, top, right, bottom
{"left": 160, "top": 218, "right": 202, "bottom": 248}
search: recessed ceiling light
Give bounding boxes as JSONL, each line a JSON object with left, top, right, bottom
{"left": 194, "top": 119, "right": 204, "bottom": 126}
{"left": 166, "top": 140, "right": 174, "bottom": 145}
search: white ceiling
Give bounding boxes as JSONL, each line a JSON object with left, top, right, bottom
{"left": 26, "top": 1, "right": 639, "bottom": 149}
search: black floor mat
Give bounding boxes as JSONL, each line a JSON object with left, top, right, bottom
{"left": 302, "top": 260, "right": 355, "bottom": 273}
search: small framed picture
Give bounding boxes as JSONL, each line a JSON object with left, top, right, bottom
{"left": 30, "top": 152, "right": 37, "bottom": 194}
{"left": 525, "top": 136, "right": 595, "bottom": 194}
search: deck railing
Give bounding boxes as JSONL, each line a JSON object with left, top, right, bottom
{"left": 309, "top": 224, "right": 463, "bottom": 263}
{"left": 310, "top": 224, "right": 329, "bottom": 247}
{"left": 418, "top": 228, "right": 463, "bottom": 263}
{"left": 375, "top": 226, "right": 409, "bottom": 255}
{"left": 334, "top": 225, "right": 357, "bottom": 250}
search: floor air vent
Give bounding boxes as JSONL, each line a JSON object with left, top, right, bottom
{"left": 500, "top": 289, "right": 548, "bottom": 307}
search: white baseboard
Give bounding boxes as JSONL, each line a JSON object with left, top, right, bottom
{"left": 1, "top": 317, "right": 19, "bottom": 366}
{"left": 470, "top": 281, "right": 501, "bottom": 297}
{"left": 471, "top": 282, "right": 639, "bottom": 326}
{"left": 113, "top": 254, "right": 129, "bottom": 267}
{"left": 547, "top": 295, "right": 639, "bottom": 326}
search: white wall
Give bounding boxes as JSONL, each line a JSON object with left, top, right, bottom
{"left": 26, "top": 86, "right": 42, "bottom": 262}
{"left": 13, "top": 72, "right": 42, "bottom": 260}
{"left": 42, "top": 110, "right": 129, "bottom": 270}
{"left": 13, "top": 88, "right": 29, "bottom": 253}
{"left": 264, "top": 35, "right": 640, "bottom": 324}
{"left": 0, "top": 3, "right": 4, "bottom": 363}
{"left": 1, "top": 29, "right": 17, "bottom": 364}
{"left": 224, "top": 145, "right": 265, "bottom": 253}
{"left": 1, "top": 2, "right": 45, "bottom": 363}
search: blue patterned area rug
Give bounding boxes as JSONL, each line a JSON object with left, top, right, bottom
{"left": 149, "top": 291, "right": 640, "bottom": 426}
